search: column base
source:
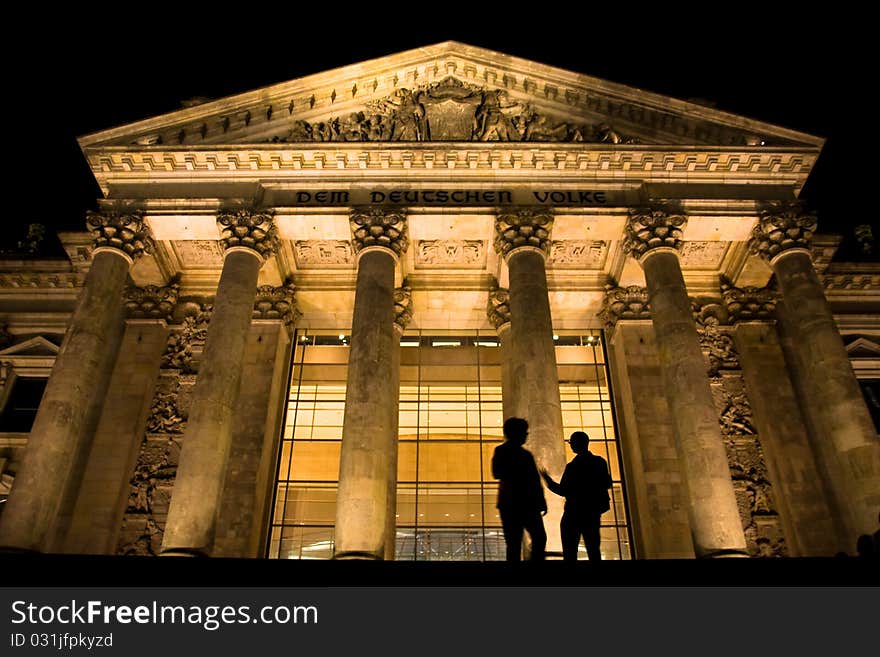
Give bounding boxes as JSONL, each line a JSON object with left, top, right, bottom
{"left": 697, "top": 549, "right": 750, "bottom": 559}
{"left": 0, "top": 546, "right": 40, "bottom": 554}
{"left": 333, "top": 551, "right": 384, "bottom": 561}
{"left": 159, "top": 548, "right": 207, "bottom": 558}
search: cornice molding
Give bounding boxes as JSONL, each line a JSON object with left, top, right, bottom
{"left": 83, "top": 146, "right": 817, "bottom": 188}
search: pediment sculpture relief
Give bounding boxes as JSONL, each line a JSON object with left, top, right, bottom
{"left": 273, "top": 77, "right": 638, "bottom": 144}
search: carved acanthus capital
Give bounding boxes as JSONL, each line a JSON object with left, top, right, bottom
{"left": 349, "top": 208, "right": 409, "bottom": 256}
{"left": 253, "top": 279, "right": 298, "bottom": 327}
{"left": 749, "top": 201, "right": 817, "bottom": 262}
{"left": 216, "top": 208, "right": 279, "bottom": 259}
{"left": 599, "top": 285, "right": 651, "bottom": 328}
{"left": 487, "top": 286, "right": 511, "bottom": 330}
{"left": 722, "top": 281, "right": 777, "bottom": 322}
{"left": 393, "top": 285, "right": 413, "bottom": 332}
{"left": 493, "top": 208, "right": 553, "bottom": 259}
{"left": 622, "top": 205, "right": 687, "bottom": 261}
{"left": 124, "top": 279, "right": 181, "bottom": 321}
{"left": 86, "top": 210, "right": 155, "bottom": 261}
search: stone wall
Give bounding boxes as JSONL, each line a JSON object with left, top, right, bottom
{"left": 608, "top": 321, "right": 694, "bottom": 558}
{"left": 213, "top": 322, "right": 290, "bottom": 558}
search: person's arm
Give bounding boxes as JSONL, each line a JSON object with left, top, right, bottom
{"left": 541, "top": 469, "right": 564, "bottom": 497}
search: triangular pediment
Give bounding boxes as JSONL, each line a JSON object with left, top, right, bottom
{"left": 79, "top": 42, "right": 822, "bottom": 150}
{"left": 0, "top": 336, "right": 60, "bottom": 357}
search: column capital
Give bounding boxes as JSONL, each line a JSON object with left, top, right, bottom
{"left": 350, "top": 208, "right": 409, "bottom": 257}
{"left": 86, "top": 210, "right": 155, "bottom": 263}
{"left": 493, "top": 207, "right": 553, "bottom": 260}
{"left": 598, "top": 284, "right": 651, "bottom": 328}
{"left": 393, "top": 285, "right": 413, "bottom": 333}
{"left": 721, "top": 280, "right": 777, "bottom": 323}
{"left": 748, "top": 200, "right": 817, "bottom": 264}
{"left": 622, "top": 205, "right": 687, "bottom": 262}
{"left": 487, "top": 286, "right": 511, "bottom": 330}
{"left": 217, "top": 208, "right": 279, "bottom": 260}
{"left": 253, "top": 278, "right": 299, "bottom": 328}
{"left": 123, "top": 278, "right": 180, "bottom": 322}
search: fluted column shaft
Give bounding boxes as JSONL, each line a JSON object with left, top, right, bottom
{"left": 506, "top": 249, "right": 567, "bottom": 477}
{"left": 771, "top": 250, "right": 880, "bottom": 536}
{"left": 0, "top": 211, "right": 153, "bottom": 552}
{"left": 624, "top": 206, "right": 746, "bottom": 557}
{"left": 642, "top": 249, "right": 747, "bottom": 556}
{"left": 0, "top": 251, "right": 129, "bottom": 551}
{"left": 335, "top": 249, "right": 399, "bottom": 559}
{"left": 497, "top": 323, "right": 519, "bottom": 421}
{"left": 162, "top": 209, "right": 277, "bottom": 556}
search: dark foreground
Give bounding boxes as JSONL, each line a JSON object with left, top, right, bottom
{"left": 1, "top": 553, "right": 877, "bottom": 587}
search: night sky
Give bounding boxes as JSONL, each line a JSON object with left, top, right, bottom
{"left": 8, "top": 13, "right": 873, "bottom": 260}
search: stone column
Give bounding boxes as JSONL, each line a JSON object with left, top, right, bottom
{"left": 487, "top": 286, "right": 519, "bottom": 420}
{"left": 161, "top": 209, "right": 278, "bottom": 556}
{"left": 0, "top": 211, "right": 153, "bottom": 552}
{"left": 61, "top": 281, "right": 178, "bottom": 554}
{"left": 726, "top": 283, "right": 847, "bottom": 554}
{"left": 335, "top": 208, "right": 408, "bottom": 560}
{"left": 494, "top": 208, "right": 567, "bottom": 556}
{"left": 600, "top": 286, "right": 696, "bottom": 558}
{"left": 214, "top": 280, "right": 298, "bottom": 558}
{"left": 623, "top": 206, "right": 747, "bottom": 557}
{"left": 383, "top": 284, "right": 412, "bottom": 560}
{"left": 749, "top": 201, "right": 880, "bottom": 538}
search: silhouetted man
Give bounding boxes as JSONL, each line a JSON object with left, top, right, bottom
{"left": 492, "top": 417, "right": 547, "bottom": 561}
{"left": 542, "top": 431, "right": 611, "bottom": 562}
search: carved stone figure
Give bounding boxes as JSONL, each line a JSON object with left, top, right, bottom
{"left": 388, "top": 89, "right": 427, "bottom": 141}
{"left": 267, "top": 77, "right": 638, "bottom": 144}
{"left": 473, "top": 89, "right": 521, "bottom": 141}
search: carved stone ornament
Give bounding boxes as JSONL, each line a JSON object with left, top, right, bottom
{"left": 749, "top": 201, "right": 817, "bottom": 261}
{"left": 494, "top": 208, "right": 553, "bottom": 257}
{"left": 216, "top": 208, "right": 279, "bottom": 259}
{"left": 722, "top": 281, "right": 777, "bottom": 322}
{"left": 692, "top": 304, "right": 738, "bottom": 377}
{"left": 824, "top": 273, "right": 880, "bottom": 291}
{"left": 598, "top": 285, "right": 650, "bottom": 328}
{"left": 124, "top": 279, "right": 181, "bottom": 321}
{"left": 548, "top": 241, "right": 607, "bottom": 268}
{"left": 622, "top": 206, "right": 687, "bottom": 260}
{"left": 86, "top": 210, "right": 155, "bottom": 260}
{"left": 393, "top": 285, "right": 413, "bottom": 331}
{"left": 161, "top": 304, "right": 213, "bottom": 374}
{"left": 487, "top": 286, "right": 511, "bottom": 329}
{"left": 272, "top": 77, "right": 639, "bottom": 144}
{"left": 416, "top": 240, "right": 484, "bottom": 267}
{"left": 253, "top": 279, "right": 299, "bottom": 327}
{"left": 349, "top": 208, "right": 409, "bottom": 256}
{"left": 293, "top": 240, "right": 354, "bottom": 267}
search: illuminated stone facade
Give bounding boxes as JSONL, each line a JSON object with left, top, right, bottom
{"left": 1, "top": 43, "right": 877, "bottom": 559}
